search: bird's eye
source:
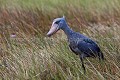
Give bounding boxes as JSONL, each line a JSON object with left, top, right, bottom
{"left": 55, "top": 20, "right": 61, "bottom": 24}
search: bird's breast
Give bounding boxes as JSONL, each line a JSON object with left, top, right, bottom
{"left": 69, "top": 41, "right": 81, "bottom": 55}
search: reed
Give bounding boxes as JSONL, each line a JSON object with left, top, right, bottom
{"left": 0, "top": 0, "right": 120, "bottom": 80}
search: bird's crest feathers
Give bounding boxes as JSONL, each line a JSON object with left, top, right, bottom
{"left": 63, "top": 15, "right": 65, "bottom": 19}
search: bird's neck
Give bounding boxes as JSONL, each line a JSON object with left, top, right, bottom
{"left": 61, "top": 24, "right": 74, "bottom": 38}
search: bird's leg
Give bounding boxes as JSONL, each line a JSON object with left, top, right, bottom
{"left": 79, "top": 54, "right": 86, "bottom": 74}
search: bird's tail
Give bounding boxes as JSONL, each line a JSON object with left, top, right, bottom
{"left": 98, "top": 51, "right": 104, "bottom": 60}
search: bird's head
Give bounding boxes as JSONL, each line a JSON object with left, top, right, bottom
{"left": 47, "top": 16, "right": 66, "bottom": 37}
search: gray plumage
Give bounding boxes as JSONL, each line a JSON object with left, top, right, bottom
{"left": 47, "top": 16, "right": 104, "bottom": 73}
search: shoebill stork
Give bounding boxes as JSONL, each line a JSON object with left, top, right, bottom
{"left": 47, "top": 16, "right": 104, "bottom": 73}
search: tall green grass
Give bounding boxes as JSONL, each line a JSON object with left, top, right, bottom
{"left": 1, "top": 25, "right": 120, "bottom": 80}
{"left": 0, "top": 0, "right": 120, "bottom": 80}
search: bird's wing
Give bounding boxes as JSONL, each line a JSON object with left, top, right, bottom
{"left": 82, "top": 38, "right": 97, "bottom": 45}
{"left": 77, "top": 38, "right": 100, "bottom": 54}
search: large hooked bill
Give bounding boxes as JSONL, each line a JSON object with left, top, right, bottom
{"left": 47, "top": 24, "right": 59, "bottom": 37}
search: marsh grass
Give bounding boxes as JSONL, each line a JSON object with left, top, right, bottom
{"left": 0, "top": 0, "right": 120, "bottom": 80}
{"left": 1, "top": 26, "right": 120, "bottom": 80}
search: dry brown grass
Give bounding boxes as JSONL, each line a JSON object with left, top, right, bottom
{"left": 0, "top": 0, "right": 120, "bottom": 79}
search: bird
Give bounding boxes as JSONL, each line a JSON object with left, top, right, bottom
{"left": 47, "top": 16, "right": 104, "bottom": 73}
